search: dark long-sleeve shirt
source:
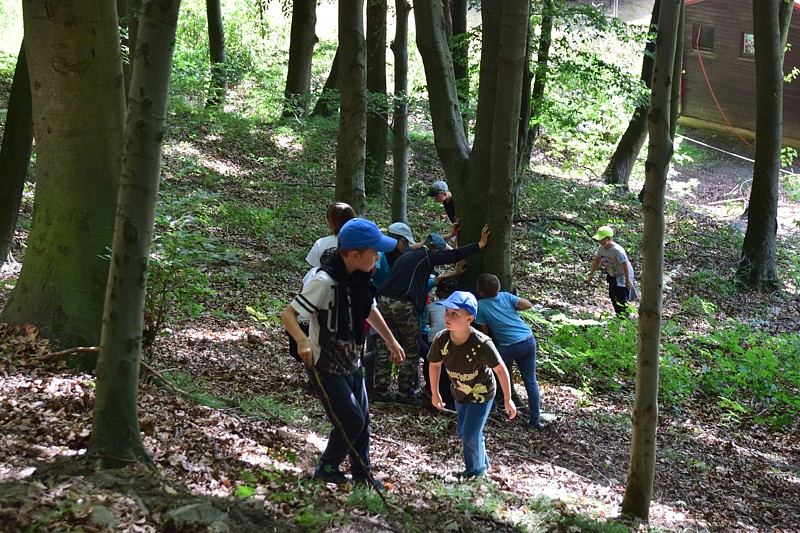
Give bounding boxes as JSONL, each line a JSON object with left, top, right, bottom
{"left": 378, "top": 243, "right": 480, "bottom": 313}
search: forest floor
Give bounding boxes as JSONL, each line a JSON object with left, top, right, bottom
{"left": 0, "top": 106, "right": 799, "bottom": 533}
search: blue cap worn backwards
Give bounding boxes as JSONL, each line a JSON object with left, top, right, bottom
{"left": 338, "top": 218, "right": 398, "bottom": 252}
{"left": 436, "top": 290, "right": 478, "bottom": 318}
{"left": 424, "top": 233, "right": 446, "bottom": 251}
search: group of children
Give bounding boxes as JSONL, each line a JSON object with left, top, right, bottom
{"left": 281, "top": 182, "right": 635, "bottom": 489}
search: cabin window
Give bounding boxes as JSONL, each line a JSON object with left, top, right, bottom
{"left": 742, "top": 33, "right": 755, "bottom": 58}
{"left": 692, "top": 24, "right": 714, "bottom": 52}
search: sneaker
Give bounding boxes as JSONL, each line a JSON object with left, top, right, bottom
{"left": 371, "top": 392, "right": 395, "bottom": 403}
{"left": 352, "top": 477, "right": 385, "bottom": 491}
{"left": 396, "top": 392, "right": 422, "bottom": 407}
{"left": 314, "top": 465, "right": 349, "bottom": 485}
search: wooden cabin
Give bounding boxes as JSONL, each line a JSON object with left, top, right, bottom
{"left": 681, "top": 0, "right": 800, "bottom": 144}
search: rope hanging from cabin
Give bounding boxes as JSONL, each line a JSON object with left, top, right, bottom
{"left": 694, "top": 24, "right": 755, "bottom": 148}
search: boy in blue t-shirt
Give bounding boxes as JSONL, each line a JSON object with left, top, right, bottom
{"left": 473, "top": 273, "right": 543, "bottom": 431}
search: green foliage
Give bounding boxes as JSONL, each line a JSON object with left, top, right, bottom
{"left": 239, "top": 395, "right": 303, "bottom": 424}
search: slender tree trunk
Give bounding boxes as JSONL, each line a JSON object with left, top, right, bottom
{"left": 517, "top": 0, "right": 554, "bottom": 177}
{"left": 283, "top": 0, "right": 317, "bottom": 118}
{"left": 365, "top": 0, "right": 388, "bottom": 195}
{"left": 738, "top": 0, "right": 792, "bottom": 288}
{"left": 622, "top": 0, "right": 682, "bottom": 522}
{"left": 335, "top": 0, "right": 367, "bottom": 215}
{"left": 390, "top": 0, "right": 411, "bottom": 223}
{"left": 451, "top": 0, "right": 469, "bottom": 135}
{"left": 119, "top": 0, "right": 142, "bottom": 95}
{"left": 485, "top": 0, "right": 529, "bottom": 290}
{"left": 4, "top": 0, "right": 126, "bottom": 348}
{"left": 603, "top": 0, "right": 660, "bottom": 189}
{"left": 0, "top": 41, "right": 33, "bottom": 264}
{"left": 312, "top": 48, "right": 340, "bottom": 117}
{"left": 89, "top": 0, "right": 181, "bottom": 468}
{"left": 206, "top": 0, "right": 227, "bottom": 107}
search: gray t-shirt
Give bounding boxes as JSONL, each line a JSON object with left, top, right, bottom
{"left": 595, "top": 242, "right": 631, "bottom": 288}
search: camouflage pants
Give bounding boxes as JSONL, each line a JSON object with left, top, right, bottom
{"left": 374, "top": 296, "right": 421, "bottom": 396}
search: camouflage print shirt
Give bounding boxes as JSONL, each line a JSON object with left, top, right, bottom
{"left": 427, "top": 328, "right": 502, "bottom": 404}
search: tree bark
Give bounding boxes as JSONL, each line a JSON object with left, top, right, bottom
{"left": 738, "top": 0, "right": 792, "bottom": 289}
{"left": 0, "top": 40, "right": 33, "bottom": 264}
{"left": 283, "top": 0, "right": 317, "bottom": 118}
{"left": 4, "top": 0, "right": 126, "bottom": 347}
{"left": 451, "top": 0, "right": 469, "bottom": 135}
{"left": 622, "top": 0, "right": 682, "bottom": 522}
{"left": 390, "top": 0, "right": 411, "bottom": 223}
{"left": 119, "top": 0, "right": 142, "bottom": 95}
{"left": 89, "top": 0, "right": 181, "bottom": 468}
{"left": 335, "top": 0, "right": 367, "bottom": 215}
{"left": 206, "top": 0, "right": 227, "bottom": 107}
{"left": 485, "top": 0, "right": 529, "bottom": 290}
{"left": 365, "top": 0, "right": 388, "bottom": 195}
{"left": 312, "top": 48, "right": 340, "bottom": 117}
{"left": 603, "top": 0, "right": 660, "bottom": 190}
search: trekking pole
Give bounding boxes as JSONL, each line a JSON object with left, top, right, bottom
{"left": 309, "top": 364, "right": 395, "bottom": 509}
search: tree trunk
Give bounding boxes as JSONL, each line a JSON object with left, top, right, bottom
{"left": 89, "top": 0, "right": 181, "bottom": 468}
{"left": 365, "top": 0, "right": 388, "bottom": 195}
{"left": 603, "top": 0, "right": 660, "bottom": 190}
{"left": 312, "top": 48, "right": 340, "bottom": 118}
{"left": 516, "top": 0, "right": 554, "bottom": 177}
{"left": 335, "top": 0, "right": 367, "bottom": 215}
{"left": 119, "top": 0, "right": 142, "bottom": 95}
{"left": 4, "top": 0, "right": 126, "bottom": 348}
{"left": 283, "top": 0, "right": 317, "bottom": 118}
{"left": 414, "top": 0, "right": 471, "bottom": 183}
{"left": 206, "top": 0, "right": 227, "bottom": 107}
{"left": 485, "top": 0, "right": 529, "bottom": 290}
{"left": 0, "top": 41, "right": 33, "bottom": 264}
{"left": 451, "top": 0, "right": 469, "bottom": 135}
{"left": 622, "top": 0, "right": 682, "bottom": 522}
{"left": 738, "top": 0, "right": 791, "bottom": 289}
{"left": 390, "top": 0, "right": 411, "bottom": 223}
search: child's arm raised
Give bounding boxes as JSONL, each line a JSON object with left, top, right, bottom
{"left": 367, "top": 307, "right": 406, "bottom": 365}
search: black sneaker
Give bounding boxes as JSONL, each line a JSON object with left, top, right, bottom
{"left": 352, "top": 477, "right": 385, "bottom": 491}
{"left": 314, "top": 465, "right": 349, "bottom": 485}
{"left": 372, "top": 392, "right": 395, "bottom": 403}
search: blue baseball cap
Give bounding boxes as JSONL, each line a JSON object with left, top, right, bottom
{"left": 424, "top": 233, "right": 446, "bottom": 251}
{"left": 338, "top": 218, "right": 398, "bottom": 252}
{"left": 436, "top": 290, "right": 478, "bottom": 317}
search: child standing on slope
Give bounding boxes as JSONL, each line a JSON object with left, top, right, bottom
{"left": 282, "top": 218, "right": 405, "bottom": 489}
{"left": 427, "top": 291, "right": 516, "bottom": 478}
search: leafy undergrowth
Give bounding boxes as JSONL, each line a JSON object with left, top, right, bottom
{"left": 1, "top": 100, "right": 799, "bottom": 531}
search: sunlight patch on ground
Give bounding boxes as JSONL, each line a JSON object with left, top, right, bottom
{"left": 163, "top": 141, "right": 245, "bottom": 179}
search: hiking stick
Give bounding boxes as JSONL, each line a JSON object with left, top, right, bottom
{"left": 309, "top": 364, "right": 394, "bottom": 509}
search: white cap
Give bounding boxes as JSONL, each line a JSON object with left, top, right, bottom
{"left": 387, "top": 222, "right": 415, "bottom": 244}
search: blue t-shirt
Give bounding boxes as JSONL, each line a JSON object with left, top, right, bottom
{"left": 475, "top": 292, "right": 533, "bottom": 346}
{"left": 372, "top": 252, "right": 391, "bottom": 289}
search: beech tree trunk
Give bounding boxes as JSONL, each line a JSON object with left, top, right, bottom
{"left": 485, "top": 0, "right": 529, "bottom": 290}
{"left": 451, "top": 0, "right": 469, "bottom": 135}
{"left": 312, "top": 48, "right": 340, "bottom": 117}
{"left": 283, "top": 0, "right": 317, "bottom": 117}
{"left": 119, "top": 0, "right": 142, "bottom": 94}
{"left": 206, "top": 0, "right": 227, "bottom": 107}
{"left": 738, "top": 0, "right": 792, "bottom": 288}
{"left": 365, "top": 0, "right": 388, "bottom": 195}
{"left": 4, "top": 0, "right": 126, "bottom": 347}
{"left": 0, "top": 41, "right": 33, "bottom": 264}
{"left": 603, "top": 0, "right": 660, "bottom": 189}
{"left": 335, "top": 0, "right": 367, "bottom": 215}
{"left": 390, "top": 0, "right": 411, "bottom": 223}
{"left": 622, "top": 0, "right": 682, "bottom": 522}
{"left": 89, "top": 0, "right": 181, "bottom": 468}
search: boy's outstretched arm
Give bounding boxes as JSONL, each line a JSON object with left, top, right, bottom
{"left": 367, "top": 307, "right": 406, "bottom": 365}
{"left": 492, "top": 361, "right": 517, "bottom": 420}
{"left": 281, "top": 306, "right": 314, "bottom": 367}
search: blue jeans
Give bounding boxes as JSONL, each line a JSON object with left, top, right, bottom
{"left": 497, "top": 335, "right": 541, "bottom": 428}
{"left": 454, "top": 398, "right": 494, "bottom": 477}
{"left": 306, "top": 366, "right": 372, "bottom": 480}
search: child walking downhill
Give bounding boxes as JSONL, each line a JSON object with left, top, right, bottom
{"left": 427, "top": 291, "right": 516, "bottom": 479}
{"left": 281, "top": 218, "right": 405, "bottom": 489}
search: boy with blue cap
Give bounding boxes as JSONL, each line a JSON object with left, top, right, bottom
{"left": 427, "top": 291, "right": 516, "bottom": 478}
{"left": 282, "top": 218, "right": 405, "bottom": 489}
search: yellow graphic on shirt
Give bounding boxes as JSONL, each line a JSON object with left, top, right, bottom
{"left": 441, "top": 338, "right": 489, "bottom": 402}
{"left": 453, "top": 381, "right": 489, "bottom": 403}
